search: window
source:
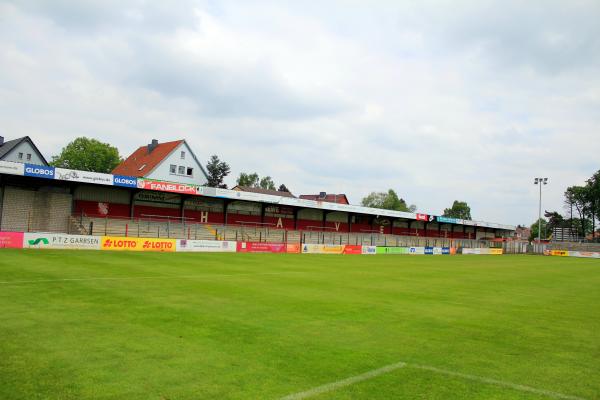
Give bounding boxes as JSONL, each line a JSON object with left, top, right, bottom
{"left": 186, "top": 167, "right": 193, "bottom": 176}
{"left": 18, "top": 152, "right": 23, "bottom": 159}
{"left": 26, "top": 154, "right": 31, "bottom": 161}
{"left": 180, "top": 151, "right": 185, "bottom": 159}
{"left": 170, "top": 164, "right": 176, "bottom": 174}
{"left": 178, "top": 166, "right": 185, "bottom": 174}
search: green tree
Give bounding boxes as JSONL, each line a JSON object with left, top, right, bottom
{"left": 361, "top": 189, "right": 415, "bottom": 212}
{"left": 278, "top": 184, "right": 290, "bottom": 193}
{"left": 50, "top": 137, "right": 121, "bottom": 173}
{"left": 529, "top": 218, "right": 549, "bottom": 241}
{"left": 443, "top": 200, "right": 472, "bottom": 220}
{"left": 205, "top": 155, "right": 230, "bottom": 188}
{"left": 259, "top": 176, "right": 276, "bottom": 190}
{"left": 236, "top": 172, "right": 260, "bottom": 187}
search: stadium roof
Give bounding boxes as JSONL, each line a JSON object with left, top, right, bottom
{"left": 113, "top": 139, "right": 183, "bottom": 177}
{"left": 299, "top": 193, "right": 349, "bottom": 205}
{"left": 232, "top": 185, "right": 296, "bottom": 198}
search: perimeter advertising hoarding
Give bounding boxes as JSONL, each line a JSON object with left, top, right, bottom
{"left": 302, "top": 244, "right": 345, "bottom": 254}
{"left": 462, "top": 248, "right": 503, "bottom": 255}
{"left": 286, "top": 243, "right": 301, "bottom": 254}
{"left": 375, "top": 246, "right": 409, "bottom": 255}
{"left": 568, "top": 251, "right": 600, "bottom": 258}
{"left": 113, "top": 175, "right": 138, "bottom": 188}
{"left": 409, "top": 247, "right": 426, "bottom": 255}
{"left": 23, "top": 233, "right": 101, "bottom": 250}
{"left": 24, "top": 164, "right": 54, "bottom": 179}
{"left": 0, "top": 161, "right": 24, "bottom": 176}
{"left": 362, "top": 246, "right": 377, "bottom": 255}
{"left": 549, "top": 250, "right": 569, "bottom": 257}
{"left": 437, "top": 216, "right": 459, "bottom": 224}
{"left": 236, "top": 242, "right": 287, "bottom": 253}
{"left": 0, "top": 231, "right": 24, "bottom": 248}
{"left": 342, "top": 245, "right": 362, "bottom": 254}
{"left": 415, "top": 214, "right": 428, "bottom": 221}
{"left": 137, "top": 178, "right": 199, "bottom": 195}
{"left": 101, "top": 236, "right": 176, "bottom": 252}
{"left": 54, "top": 168, "right": 113, "bottom": 185}
{"left": 176, "top": 240, "right": 236, "bottom": 252}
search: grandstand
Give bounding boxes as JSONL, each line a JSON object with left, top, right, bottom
{"left": 0, "top": 160, "right": 515, "bottom": 249}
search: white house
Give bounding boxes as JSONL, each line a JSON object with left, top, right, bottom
{"left": 113, "top": 139, "right": 208, "bottom": 185}
{"left": 0, "top": 136, "right": 48, "bottom": 165}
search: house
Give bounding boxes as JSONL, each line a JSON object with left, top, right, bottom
{"left": 232, "top": 185, "right": 296, "bottom": 198}
{"left": 299, "top": 192, "right": 349, "bottom": 204}
{"left": 113, "top": 139, "right": 208, "bottom": 185}
{"left": 0, "top": 136, "right": 48, "bottom": 165}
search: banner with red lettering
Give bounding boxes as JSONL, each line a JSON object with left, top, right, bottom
{"left": 236, "top": 242, "right": 287, "bottom": 253}
{"left": 343, "top": 245, "right": 362, "bottom": 254}
{"left": 136, "top": 178, "right": 199, "bottom": 195}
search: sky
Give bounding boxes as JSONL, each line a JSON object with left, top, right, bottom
{"left": 1, "top": 1, "right": 599, "bottom": 226}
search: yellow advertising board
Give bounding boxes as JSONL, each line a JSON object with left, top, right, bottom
{"left": 302, "top": 244, "right": 345, "bottom": 254}
{"left": 550, "top": 250, "right": 569, "bottom": 257}
{"left": 101, "top": 236, "right": 176, "bottom": 252}
{"left": 489, "top": 248, "right": 504, "bottom": 255}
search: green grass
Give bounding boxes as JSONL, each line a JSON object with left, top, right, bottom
{"left": 0, "top": 251, "right": 598, "bottom": 400}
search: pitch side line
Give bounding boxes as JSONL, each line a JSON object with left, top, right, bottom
{"left": 280, "top": 362, "right": 587, "bottom": 400}
{"left": 0, "top": 271, "right": 305, "bottom": 285}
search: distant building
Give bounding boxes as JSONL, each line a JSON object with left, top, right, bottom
{"left": 0, "top": 136, "right": 47, "bottom": 165}
{"left": 514, "top": 225, "right": 531, "bottom": 240}
{"left": 232, "top": 185, "right": 296, "bottom": 198}
{"left": 299, "top": 192, "right": 349, "bottom": 205}
{"left": 113, "top": 139, "right": 208, "bottom": 185}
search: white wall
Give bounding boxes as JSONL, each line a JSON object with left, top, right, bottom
{"left": 2, "top": 141, "right": 45, "bottom": 165}
{"left": 145, "top": 142, "right": 208, "bottom": 185}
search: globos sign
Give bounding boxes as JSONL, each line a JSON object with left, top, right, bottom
{"left": 24, "top": 164, "right": 55, "bottom": 179}
{"left": 113, "top": 175, "right": 137, "bottom": 188}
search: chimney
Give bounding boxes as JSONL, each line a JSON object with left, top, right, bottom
{"left": 0, "top": 136, "right": 4, "bottom": 146}
{"left": 147, "top": 139, "right": 159, "bottom": 153}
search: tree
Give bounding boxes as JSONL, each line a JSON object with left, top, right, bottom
{"left": 443, "top": 200, "right": 472, "bottom": 220}
{"left": 361, "top": 189, "right": 415, "bottom": 212}
{"left": 259, "top": 176, "right": 276, "bottom": 190}
{"left": 50, "top": 137, "right": 121, "bottom": 173}
{"left": 278, "top": 184, "right": 290, "bottom": 193}
{"left": 236, "top": 172, "right": 260, "bottom": 187}
{"left": 205, "top": 155, "right": 230, "bottom": 188}
{"left": 529, "top": 218, "right": 549, "bottom": 241}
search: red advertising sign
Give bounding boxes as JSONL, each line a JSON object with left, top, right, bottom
{"left": 137, "top": 179, "right": 198, "bottom": 195}
{"left": 416, "top": 213, "right": 429, "bottom": 221}
{"left": 0, "top": 231, "right": 24, "bottom": 248}
{"left": 286, "top": 243, "right": 301, "bottom": 253}
{"left": 343, "top": 245, "right": 362, "bottom": 254}
{"left": 236, "top": 242, "right": 287, "bottom": 253}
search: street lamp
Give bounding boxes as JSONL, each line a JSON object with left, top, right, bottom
{"left": 534, "top": 177, "right": 548, "bottom": 243}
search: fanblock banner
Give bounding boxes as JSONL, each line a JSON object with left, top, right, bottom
{"left": 302, "top": 244, "right": 345, "bottom": 254}
{"left": 237, "top": 242, "right": 287, "bottom": 253}
{"left": 101, "top": 236, "right": 176, "bottom": 252}
{"left": 177, "top": 240, "right": 236, "bottom": 252}
{"left": 0, "top": 231, "right": 24, "bottom": 248}
{"left": 23, "top": 233, "right": 101, "bottom": 250}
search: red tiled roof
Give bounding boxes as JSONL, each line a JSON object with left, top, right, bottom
{"left": 299, "top": 194, "right": 349, "bottom": 204}
{"left": 112, "top": 140, "right": 183, "bottom": 177}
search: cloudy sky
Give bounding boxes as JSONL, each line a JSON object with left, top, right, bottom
{"left": 1, "top": 1, "right": 599, "bottom": 226}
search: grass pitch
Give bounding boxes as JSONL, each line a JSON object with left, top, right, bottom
{"left": 0, "top": 251, "right": 598, "bottom": 400}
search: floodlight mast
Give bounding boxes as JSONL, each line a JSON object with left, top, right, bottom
{"left": 534, "top": 177, "right": 549, "bottom": 243}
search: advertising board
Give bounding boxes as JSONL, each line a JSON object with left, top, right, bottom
{"left": 137, "top": 178, "right": 199, "bottom": 195}
{"left": 342, "top": 245, "right": 362, "bottom": 255}
{"left": 236, "top": 242, "right": 287, "bottom": 253}
{"left": 55, "top": 168, "right": 113, "bottom": 185}
{"left": 113, "top": 175, "right": 138, "bottom": 188}
{"left": 302, "top": 244, "right": 345, "bottom": 254}
{"left": 568, "top": 251, "right": 600, "bottom": 258}
{"left": 101, "top": 236, "right": 176, "bottom": 252}
{"left": 24, "top": 164, "right": 54, "bottom": 179}
{"left": 286, "top": 243, "right": 301, "bottom": 254}
{"left": 0, "top": 160, "right": 24, "bottom": 176}
{"left": 415, "top": 214, "right": 428, "bottom": 221}
{"left": 409, "top": 247, "right": 426, "bottom": 255}
{"left": 23, "top": 233, "right": 101, "bottom": 250}
{"left": 550, "top": 250, "right": 569, "bottom": 257}
{"left": 489, "top": 248, "right": 504, "bottom": 255}
{"left": 362, "top": 245, "right": 377, "bottom": 255}
{"left": 441, "top": 247, "right": 451, "bottom": 255}
{"left": 424, "top": 247, "right": 434, "bottom": 255}
{"left": 176, "top": 240, "right": 236, "bottom": 252}
{"left": 0, "top": 231, "right": 24, "bottom": 248}
{"left": 376, "top": 246, "right": 409, "bottom": 255}
{"left": 437, "top": 216, "right": 459, "bottom": 224}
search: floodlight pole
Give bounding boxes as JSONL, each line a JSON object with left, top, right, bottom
{"left": 534, "top": 177, "right": 548, "bottom": 243}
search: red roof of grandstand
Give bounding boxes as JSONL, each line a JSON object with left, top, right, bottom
{"left": 113, "top": 139, "right": 183, "bottom": 177}
{"left": 299, "top": 193, "right": 349, "bottom": 204}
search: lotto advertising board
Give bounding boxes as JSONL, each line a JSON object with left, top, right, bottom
{"left": 302, "top": 244, "right": 345, "bottom": 254}
{"left": 0, "top": 161, "right": 24, "bottom": 176}
{"left": 236, "top": 242, "right": 287, "bottom": 253}
{"left": 0, "top": 231, "right": 24, "bottom": 248}
{"left": 23, "top": 233, "right": 101, "bottom": 250}
{"left": 101, "top": 236, "right": 176, "bottom": 252}
{"left": 177, "top": 240, "right": 236, "bottom": 252}
{"left": 376, "top": 246, "right": 409, "bottom": 255}
{"left": 55, "top": 168, "right": 113, "bottom": 185}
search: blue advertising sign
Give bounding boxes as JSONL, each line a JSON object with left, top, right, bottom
{"left": 437, "top": 216, "right": 458, "bottom": 224}
{"left": 113, "top": 175, "right": 137, "bottom": 188}
{"left": 24, "top": 164, "right": 55, "bottom": 179}
{"left": 442, "top": 247, "right": 451, "bottom": 255}
{"left": 424, "top": 247, "right": 434, "bottom": 255}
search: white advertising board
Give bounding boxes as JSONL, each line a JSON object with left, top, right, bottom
{"left": 0, "top": 160, "right": 25, "bottom": 176}
{"left": 408, "top": 247, "right": 426, "bottom": 255}
{"left": 176, "top": 240, "right": 237, "bottom": 252}
{"left": 55, "top": 168, "right": 113, "bottom": 186}
{"left": 301, "top": 244, "right": 345, "bottom": 254}
{"left": 568, "top": 251, "right": 600, "bottom": 259}
{"left": 23, "top": 233, "right": 101, "bottom": 250}
{"left": 362, "top": 246, "right": 377, "bottom": 255}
